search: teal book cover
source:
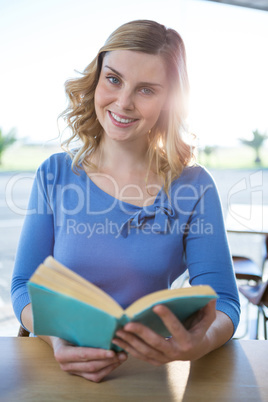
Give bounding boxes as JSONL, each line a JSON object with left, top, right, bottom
{"left": 27, "top": 256, "right": 218, "bottom": 351}
{"left": 28, "top": 284, "right": 217, "bottom": 351}
{"left": 28, "top": 283, "right": 121, "bottom": 350}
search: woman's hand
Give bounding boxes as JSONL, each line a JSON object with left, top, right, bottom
{"left": 112, "top": 300, "right": 218, "bottom": 366}
{"left": 21, "top": 305, "right": 128, "bottom": 382}
{"left": 52, "top": 338, "right": 128, "bottom": 382}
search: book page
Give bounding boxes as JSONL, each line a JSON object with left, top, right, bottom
{"left": 44, "top": 257, "right": 109, "bottom": 299}
{"left": 30, "top": 260, "right": 123, "bottom": 318}
{"left": 125, "top": 285, "right": 217, "bottom": 317}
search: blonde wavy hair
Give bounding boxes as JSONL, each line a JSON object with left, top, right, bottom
{"left": 60, "top": 19, "right": 195, "bottom": 193}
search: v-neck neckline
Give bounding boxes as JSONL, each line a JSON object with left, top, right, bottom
{"left": 80, "top": 167, "right": 165, "bottom": 210}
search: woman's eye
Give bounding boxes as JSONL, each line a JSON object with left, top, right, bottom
{"left": 141, "top": 88, "right": 153, "bottom": 95}
{"left": 107, "top": 76, "right": 120, "bottom": 85}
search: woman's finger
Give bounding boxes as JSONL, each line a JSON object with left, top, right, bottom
{"left": 188, "top": 300, "right": 217, "bottom": 334}
{"left": 114, "top": 328, "right": 169, "bottom": 362}
{"left": 70, "top": 362, "right": 122, "bottom": 383}
{"left": 152, "top": 304, "right": 189, "bottom": 341}
{"left": 153, "top": 300, "right": 216, "bottom": 341}
{"left": 123, "top": 322, "right": 166, "bottom": 346}
{"left": 59, "top": 354, "right": 127, "bottom": 373}
{"left": 54, "top": 342, "right": 117, "bottom": 364}
{"left": 112, "top": 336, "right": 166, "bottom": 366}
{"left": 116, "top": 322, "right": 173, "bottom": 358}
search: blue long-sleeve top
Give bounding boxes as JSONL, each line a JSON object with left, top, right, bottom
{"left": 11, "top": 152, "right": 240, "bottom": 333}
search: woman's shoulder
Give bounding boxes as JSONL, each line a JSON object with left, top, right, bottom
{"left": 37, "top": 151, "right": 73, "bottom": 174}
{"left": 174, "top": 163, "right": 216, "bottom": 187}
{"left": 34, "top": 151, "right": 79, "bottom": 187}
{"left": 169, "top": 164, "right": 220, "bottom": 212}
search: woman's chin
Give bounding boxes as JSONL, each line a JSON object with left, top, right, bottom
{"left": 104, "top": 129, "right": 135, "bottom": 143}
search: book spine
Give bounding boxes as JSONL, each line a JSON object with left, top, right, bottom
{"left": 117, "top": 313, "right": 131, "bottom": 328}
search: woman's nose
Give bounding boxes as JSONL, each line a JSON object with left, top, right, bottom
{"left": 115, "top": 88, "right": 135, "bottom": 111}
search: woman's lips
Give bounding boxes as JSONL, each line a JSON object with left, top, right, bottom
{"left": 108, "top": 111, "right": 138, "bottom": 128}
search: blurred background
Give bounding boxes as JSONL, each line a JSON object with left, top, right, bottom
{"left": 1, "top": 0, "right": 268, "bottom": 338}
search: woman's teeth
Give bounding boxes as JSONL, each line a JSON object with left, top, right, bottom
{"left": 111, "top": 112, "right": 136, "bottom": 124}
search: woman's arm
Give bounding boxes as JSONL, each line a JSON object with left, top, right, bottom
{"left": 12, "top": 159, "right": 127, "bottom": 382}
{"left": 21, "top": 303, "right": 127, "bottom": 382}
{"left": 184, "top": 168, "right": 240, "bottom": 333}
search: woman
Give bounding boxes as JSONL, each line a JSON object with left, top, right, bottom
{"left": 11, "top": 20, "right": 240, "bottom": 383}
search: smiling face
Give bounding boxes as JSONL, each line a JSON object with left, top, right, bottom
{"left": 94, "top": 50, "right": 169, "bottom": 144}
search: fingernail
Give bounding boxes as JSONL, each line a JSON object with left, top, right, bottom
{"left": 118, "top": 353, "right": 127, "bottom": 361}
{"left": 106, "top": 351, "right": 115, "bottom": 358}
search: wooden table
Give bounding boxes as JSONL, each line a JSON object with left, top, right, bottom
{"left": 0, "top": 338, "right": 267, "bottom": 401}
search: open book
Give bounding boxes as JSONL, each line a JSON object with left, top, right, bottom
{"left": 27, "top": 256, "right": 218, "bottom": 351}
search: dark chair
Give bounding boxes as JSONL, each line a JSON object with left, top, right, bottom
{"left": 18, "top": 325, "right": 30, "bottom": 337}
{"left": 262, "top": 235, "right": 268, "bottom": 272}
{"left": 232, "top": 256, "right": 262, "bottom": 282}
{"left": 232, "top": 256, "right": 262, "bottom": 338}
{"left": 239, "top": 281, "right": 268, "bottom": 339}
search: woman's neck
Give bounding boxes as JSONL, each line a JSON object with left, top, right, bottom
{"left": 84, "top": 133, "right": 163, "bottom": 206}
{"left": 94, "top": 134, "right": 150, "bottom": 174}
